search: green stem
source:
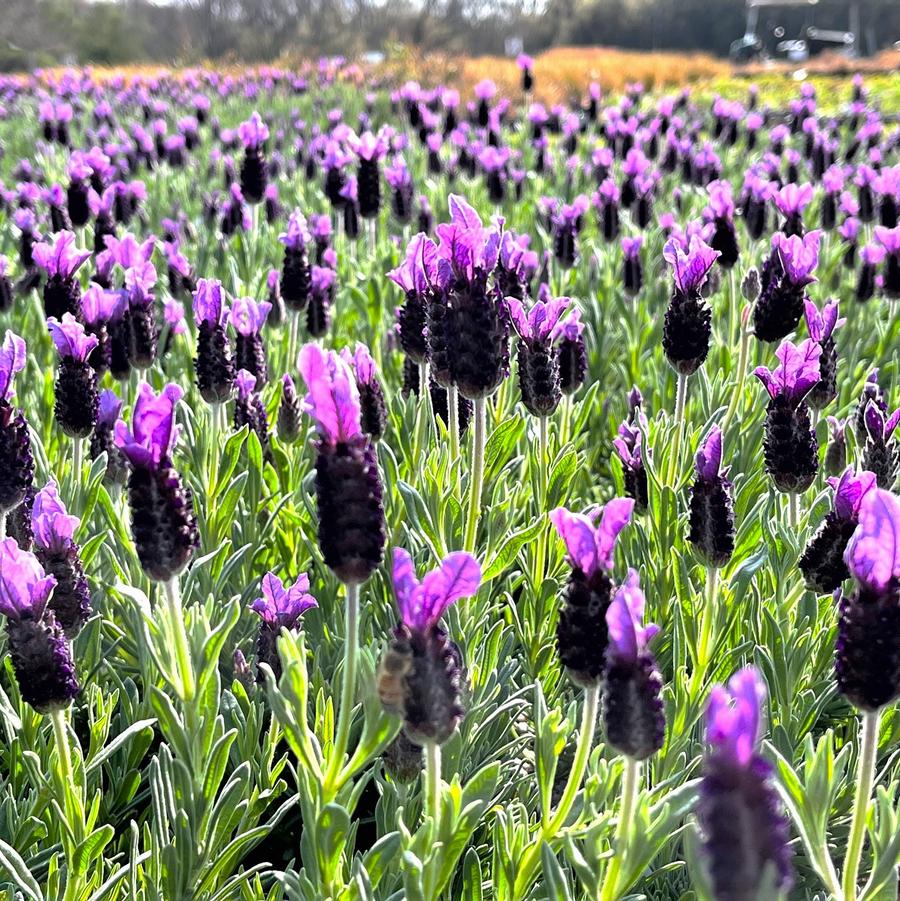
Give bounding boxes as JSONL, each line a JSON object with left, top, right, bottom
{"left": 842, "top": 711, "right": 879, "bottom": 901}
{"left": 164, "top": 578, "right": 195, "bottom": 703}
{"left": 50, "top": 708, "right": 84, "bottom": 843}
{"left": 327, "top": 581, "right": 360, "bottom": 791}
{"left": 0, "top": 512, "right": 6, "bottom": 540}
{"left": 448, "top": 384, "right": 461, "bottom": 493}
{"left": 667, "top": 373, "right": 689, "bottom": 487}
{"left": 721, "top": 313, "right": 751, "bottom": 436}
{"left": 599, "top": 758, "right": 641, "bottom": 901}
{"left": 424, "top": 741, "right": 441, "bottom": 836}
{"left": 548, "top": 683, "right": 600, "bottom": 833}
{"left": 464, "top": 398, "right": 487, "bottom": 553}
{"left": 690, "top": 566, "right": 720, "bottom": 694}
{"left": 787, "top": 492, "right": 799, "bottom": 530}
{"left": 534, "top": 416, "right": 549, "bottom": 586}
{"left": 413, "top": 361, "right": 431, "bottom": 466}
{"left": 72, "top": 437, "right": 82, "bottom": 478}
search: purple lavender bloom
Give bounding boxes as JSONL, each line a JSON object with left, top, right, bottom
{"left": 773, "top": 230, "right": 821, "bottom": 286}
{"left": 81, "top": 284, "right": 123, "bottom": 326}
{"left": 754, "top": 339, "right": 822, "bottom": 407}
{"left": 689, "top": 425, "right": 735, "bottom": 568}
{"left": 97, "top": 389, "right": 122, "bottom": 428}
{"left": 606, "top": 569, "right": 660, "bottom": 664}
{"left": 238, "top": 111, "right": 269, "bottom": 150}
{"left": 549, "top": 499, "right": 635, "bottom": 578}
{"left": 695, "top": 425, "right": 725, "bottom": 482}
{"left": 251, "top": 571, "right": 318, "bottom": 628}
{"left": 32, "top": 481, "right": 79, "bottom": 555}
{"left": 297, "top": 343, "right": 362, "bottom": 446}
{"left": 391, "top": 547, "right": 481, "bottom": 632}
{"left": 845, "top": 488, "right": 900, "bottom": 597}
{"left": 230, "top": 297, "right": 271, "bottom": 337}
{"left": 0, "top": 331, "right": 26, "bottom": 402}
{"left": 32, "top": 230, "right": 91, "bottom": 280}
{"left": 506, "top": 296, "right": 568, "bottom": 343}
{"left": 804, "top": 298, "right": 843, "bottom": 345}
{"left": 193, "top": 278, "right": 228, "bottom": 328}
{"left": 114, "top": 383, "right": 183, "bottom": 469}
{"left": 663, "top": 235, "right": 720, "bottom": 295}
{"left": 47, "top": 314, "right": 99, "bottom": 362}
{"left": 699, "top": 667, "right": 793, "bottom": 898}
{"left": 0, "top": 538, "right": 56, "bottom": 620}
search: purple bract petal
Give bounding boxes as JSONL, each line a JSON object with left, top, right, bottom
{"left": 830, "top": 468, "right": 878, "bottom": 521}
{"left": 230, "top": 297, "right": 271, "bottom": 336}
{"left": 606, "top": 568, "right": 659, "bottom": 664}
{"left": 193, "top": 278, "right": 227, "bottom": 327}
{"left": 250, "top": 571, "right": 317, "bottom": 629}
{"left": 663, "top": 235, "right": 720, "bottom": 294}
{"left": 845, "top": 488, "right": 900, "bottom": 594}
{"left": 753, "top": 339, "right": 821, "bottom": 405}
{"left": 0, "top": 538, "right": 56, "bottom": 621}
{"left": 297, "top": 343, "right": 361, "bottom": 445}
{"left": 391, "top": 547, "right": 481, "bottom": 630}
{"left": 32, "top": 230, "right": 91, "bottom": 280}
{"left": 0, "top": 330, "right": 26, "bottom": 402}
{"left": 98, "top": 389, "right": 122, "bottom": 427}
{"left": 47, "top": 314, "right": 99, "bottom": 362}
{"left": 706, "top": 666, "right": 766, "bottom": 767}
{"left": 114, "top": 382, "right": 184, "bottom": 468}
{"left": 695, "top": 426, "right": 723, "bottom": 481}
{"left": 32, "top": 480, "right": 79, "bottom": 554}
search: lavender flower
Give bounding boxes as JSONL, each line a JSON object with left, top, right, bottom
{"left": 603, "top": 570, "right": 665, "bottom": 760}
{"left": 508, "top": 295, "right": 567, "bottom": 417}
{"left": 228, "top": 296, "right": 270, "bottom": 387}
{"left": 47, "top": 314, "right": 99, "bottom": 440}
{"left": 552, "top": 308, "right": 587, "bottom": 396}
{"left": 33, "top": 231, "right": 90, "bottom": 319}
{"left": 803, "top": 299, "right": 844, "bottom": 410}
{"left": 0, "top": 539, "right": 78, "bottom": 713}
{"left": 114, "top": 383, "right": 199, "bottom": 581}
{"left": 277, "top": 374, "right": 302, "bottom": 444}
{"left": 341, "top": 343, "right": 387, "bottom": 441}
{"left": 614, "top": 389, "right": 650, "bottom": 512}
{"left": 861, "top": 401, "right": 900, "bottom": 490}
{"left": 378, "top": 548, "right": 480, "bottom": 744}
{"left": 298, "top": 344, "right": 385, "bottom": 585}
{"left": 662, "top": 236, "right": 719, "bottom": 376}
{"left": 875, "top": 225, "right": 900, "bottom": 298}
{"left": 279, "top": 210, "right": 312, "bottom": 312}
{"left": 89, "top": 389, "right": 128, "bottom": 486}
{"left": 698, "top": 667, "right": 793, "bottom": 899}
{"left": 238, "top": 112, "right": 269, "bottom": 204}
{"left": 754, "top": 231, "right": 820, "bottom": 343}
{"left": 233, "top": 369, "right": 271, "bottom": 455}
{"left": 688, "top": 426, "right": 735, "bottom": 568}
{"left": 193, "top": 279, "right": 234, "bottom": 404}
{"left": 754, "top": 339, "right": 821, "bottom": 493}
{"left": 550, "top": 498, "right": 635, "bottom": 687}
{"left": 31, "top": 481, "right": 90, "bottom": 637}
{"left": 251, "top": 571, "right": 317, "bottom": 682}
{"left": 836, "top": 489, "right": 900, "bottom": 710}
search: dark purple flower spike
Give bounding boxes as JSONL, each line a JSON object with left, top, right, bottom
{"left": 698, "top": 667, "right": 793, "bottom": 900}
{"left": 193, "top": 279, "right": 234, "bottom": 405}
{"left": 378, "top": 548, "right": 480, "bottom": 745}
{"left": 89, "top": 389, "right": 128, "bottom": 486}
{"left": 603, "top": 570, "right": 665, "bottom": 760}
{"left": 48, "top": 314, "right": 99, "bottom": 440}
{"left": 277, "top": 374, "right": 302, "bottom": 445}
{"left": 662, "top": 236, "right": 719, "bottom": 377}
{"left": 238, "top": 112, "right": 269, "bottom": 204}
{"left": 230, "top": 296, "right": 271, "bottom": 387}
{"left": 552, "top": 308, "right": 587, "bottom": 396}
{"left": 279, "top": 210, "right": 312, "bottom": 312}
{"left": 755, "top": 339, "right": 821, "bottom": 494}
{"left": 861, "top": 400, "right": 900, "bottom": 490}
{"left": 836, "top": 488, "right": 900, "bottom": 711}
{"left": 31, "top": 481, "right": 90, "bottom": 638}
{"left": 0, "top": 331, "right": 34, "bottom": 519}
{"left": 341, "top": 344, "right": 387, "bottom": 442}
{"left": 0, "top": 538, "right": 79, "bottom": 713}
{"left": 298, "top": 343, "right": 385, "bottom": 585}
{"left": 114, "top": 383, "right": 199, "bottom": 582}
{"left": 804, "top": 299, "right": 845, "bottom": 410}
{"left": 508, "top": 296, "right": 568, "bottom": 418}
{"left": 800, "top": 467, "right": 878, "bottom": 594}
{"left": 550, "top": 498, "right": 635, "bottom": 687}
{"left": 33, "top": 231, "right": 91, "bottom": 320}
{"left": 688, "top": 426, "right": 735, "bottom": 568}
{"left": 614, "top": 391, "right": 650, "bottom": 512}
{"left": 251, "top": 571, "right": 317, "bottom": 682}
{"left": 754, "top": 231, "right": 821, "bottom": 343}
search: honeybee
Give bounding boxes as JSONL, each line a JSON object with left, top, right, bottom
{"left": 376, "top": 641, "right": 413, "bottom": 716}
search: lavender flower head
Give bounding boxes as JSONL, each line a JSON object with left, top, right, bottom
{"left": 663, "top": 235, "right": 720, "bottom": 296}
{"left": 606, "top": 569, "right": 659, "bottom": 664}
{"left": 251, "top": 571, "right": 318, "bottom": 629}
{"left": 507, "top": 296, "right": 568, "bottom": 343}
{"left": 706, "top": 667, "right": 765, "bottom": 767}
{"left": 230, "top": 296, "right": 271, "bottom": 336}
{"left": 773, "top": 230, "right": 821, "bottom": 286}
{"left": 754, "top": 339, "right": 822, "bottom": 408}
{"left": 98, "top": 388, "right": 122, "bottom": 427}
{"left": 298, "top": 343, "right": 362, "bottom": 446}
{"left": 32, "top": 230, "right": 91, "bottom": 281}
{"left": 31, "top": 481, "right": 79, "bottom": 555}
{"left": 47, "top": 314, "right": 99, "bottom": 362}
{"left": 0, "top": 331, "right": 26, "bottom": 402}
{"left": 689, "top": 425, "right": 735, "bottom": 568}
{"left": 845, "top": 488, "right": 900, "bottom": 597}
{"left": 238, "top": 111, "right": 269, "bottom": 150}
{"left": 114, "top": 383, "right": 184, "bottom": 469}
{"left": 549, "top": 499, "right": 635, "bottom": 579}
{"left": 0, "top": 538, "right": 56, "bottom": 620}
{"left": 279, "top": 210, "right": 311, "bottom": 252}
{"left": 391, "top": 547, "right": 481, "bottom": 632}
{"left": 193, "top": 277, "right": 228, "bottom": 327}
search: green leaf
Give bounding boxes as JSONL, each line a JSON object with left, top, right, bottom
{"left": 0, "top": 838, "right": 43, "bottom": 900}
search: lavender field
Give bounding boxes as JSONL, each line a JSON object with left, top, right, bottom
{"left": 0, "top": 60, "right": 899, "bottom": 900}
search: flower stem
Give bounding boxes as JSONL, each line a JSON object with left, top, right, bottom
{"left": 690, "top": 566, "right": 719, "bottom": 694}
{"left": 163, "top": 578, "right": 195, "bottom": 703}
{"left": 548, "top": 683, "right": 600, "bottom": 832}
{"left": 424, "top": 740, "right": 442, "bottom": 836}
{"left": 599, "top": 758, "right": 641, "bottom": 901}
{"left": 327, "top": 581, "right": 360, "bottom": 791}
{"left": 50, "top": 708, "right": 84, "bottom": 844}
{"left": 842, "top": 711, "right": 879, "bottom": 901}
{"left": 534, "top": 415, "right": 550, "bottom": 586}
{"left": 0, "top": 512, "right": 6, "bottom": 540}
{"left": 721, "top": 312, "right": 751, "bottom": 436}
{"left": 448, "top": 384, "right": 461, "bottom": 493}
{"left": 72, "top": 437, "right": 82, "bottom": 478}
{"left": 464, "top": 398, "right": 487, "bottom": 553}
{"left": 787, "top": 492, "right": 799, "bottom": 530}
{"left": 667, "top": 373, "right": 689, "bottom": 487}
